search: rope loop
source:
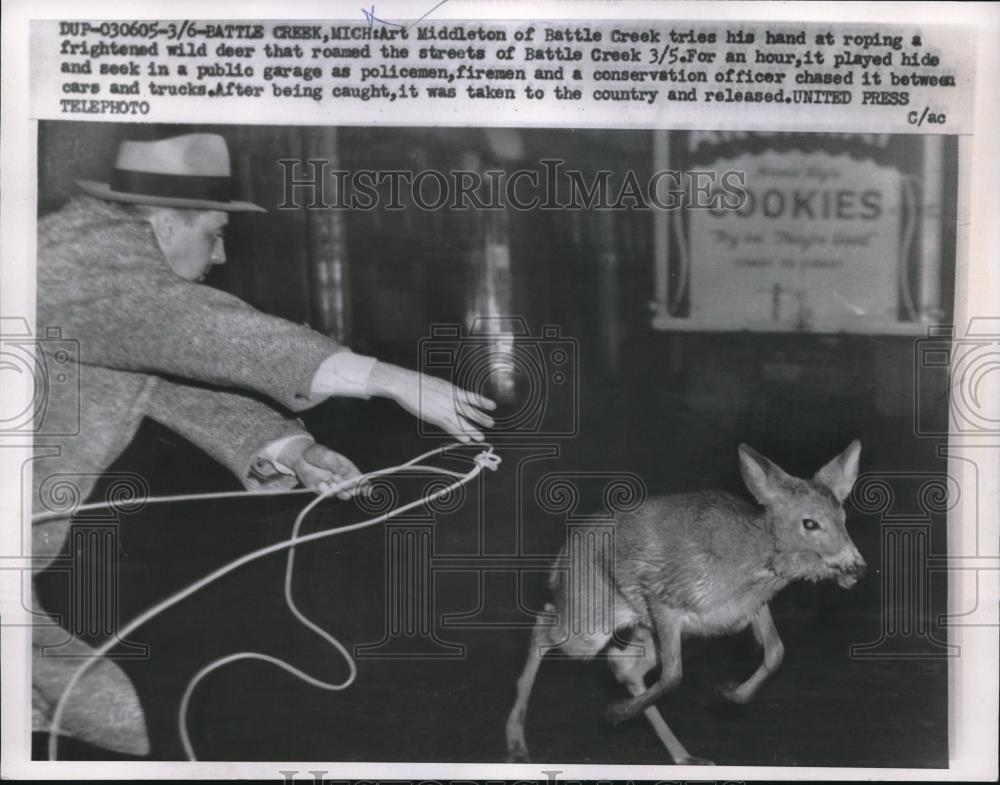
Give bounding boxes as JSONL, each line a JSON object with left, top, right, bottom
{"left": 46, "top": 443, "right": 500, "bottom": 761}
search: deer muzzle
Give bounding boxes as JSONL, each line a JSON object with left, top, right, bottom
{"left": 835, "top": 547, "right": 867, "bottom": 588}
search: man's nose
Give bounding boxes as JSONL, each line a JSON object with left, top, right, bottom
{"left": 211, "top": 238, "right": 226, "bottom": 265}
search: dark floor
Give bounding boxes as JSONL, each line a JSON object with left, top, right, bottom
{"left": 34, "top": 366, "right": 952, "bottom": 766}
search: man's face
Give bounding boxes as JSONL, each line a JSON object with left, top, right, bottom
{"left": 155, "top": 209, "right": 228, "bottom": 282}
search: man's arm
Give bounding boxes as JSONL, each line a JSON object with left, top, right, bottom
{"left": 39, "top": 203, "right": 497, "bottom": 438}
{"left": 145, "top": 376, "right": 357, "bottom": 492}
{"left": 39, "top": 214, "right": 341, "bottom": 412}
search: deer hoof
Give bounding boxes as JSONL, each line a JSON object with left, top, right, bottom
{"left": 506, "top": 739, "right": 531, "bottom": 763}
{"left": 605, "top": 697, "right": 637, "bottom": 726}
{"left": 676, "top": 755, "right": 715, "bottom": 766}
{"left": 714, "top": 681, "right": 751, "bottom": 704}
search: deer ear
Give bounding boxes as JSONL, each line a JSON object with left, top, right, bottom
{"left": 815, "top": 439, "right": 862, "bottom": 502}
{"left": 739, "top": 444, "right": 793, "bottom": 506}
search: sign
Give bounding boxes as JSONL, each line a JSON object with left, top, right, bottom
{"left": 685, "top": 150, "right": 908, "bottom": 331}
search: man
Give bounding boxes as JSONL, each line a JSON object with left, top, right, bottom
{"left": 31, "top": 133, "right": 495, "bottom": 755}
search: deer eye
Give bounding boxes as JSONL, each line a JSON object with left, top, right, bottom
{"left": 802, "top": 518, "right": 821, "bottom": 531}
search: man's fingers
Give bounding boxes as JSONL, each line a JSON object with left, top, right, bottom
{"left": 420, "top": 398, "right": 491, "bottom": 443}
{"left": 429, "top": 414, "right": 472, "bottom": 443}
{"left": 315, "top": 450, "right": 362, "bottom": 478}
{"left": 448, "top": 385, "right": 497, "bottom": 414}
{"left": 299, "top": 446, "right": 367, "bottom": 499}
{"left": 396, "top": 372, "right": 497, "bottom": 442}
{"left": 456, "top": 401, "right": 496, "bottom": 429}
{"left": 439, "top": 415, "right": 483, "bottom": 443}
{"left": 317, "top": 475, "right": 355, "bottom": 500}
{"left": 424, "top": 377, "right": 496, "bottom": 413}
{"left": 317, "top": 478, "right": 350, "bottom": 500}
{"left": 326, "top": 472, "right": 365, "bottom": 498}
{"left": 458, "top": 389, "right": 497, "bottom": 412}
{"left": 425, "top": 388, "right": 496, "bottom": 430}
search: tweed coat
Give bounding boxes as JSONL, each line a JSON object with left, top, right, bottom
{"left": 31, "top": 195, "right": 347, "bottom": 754}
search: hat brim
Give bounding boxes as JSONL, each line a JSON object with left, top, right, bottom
{"left": 76, "top": 180, "right": 267, "bottom": 213}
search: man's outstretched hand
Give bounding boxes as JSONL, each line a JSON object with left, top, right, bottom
{"left": 366, "top": 362, "right": 497, "bottom": 443}
{"left": 278, "top": 441, "right": 366, "bottom": 500}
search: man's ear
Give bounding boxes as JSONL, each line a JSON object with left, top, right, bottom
{"left": 738, "top": 444, "right": 793, "bottom": 507}
{"left": 814, "top": 439, "right": 862, "bottom": 502}
{"left": 147, "top": 208, "right": 174, "bottom": 248}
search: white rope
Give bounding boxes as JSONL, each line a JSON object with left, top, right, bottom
{"left": 32, "top": 467, "right": 472, "bottom": 526}
{"left": 46, "top": 443, "right": 501, "bottom": 761}
{"left": 31, "top": 487, "right": 314, "bottom": 525}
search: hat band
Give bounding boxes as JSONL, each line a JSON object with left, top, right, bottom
{"left": 110, "top": 168, "right": 234, "bottom": 203}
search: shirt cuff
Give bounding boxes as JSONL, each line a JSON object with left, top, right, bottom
{"left": 254, "top": 433, "right": 315, "bottom": 477}
{"left": 311, "top": 351, "right": 379, "bottom": 399}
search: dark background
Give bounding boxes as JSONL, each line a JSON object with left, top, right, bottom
{"left": 35, "top": 122, "right": 956, "bottom": 766}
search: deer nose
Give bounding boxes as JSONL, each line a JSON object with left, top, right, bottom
{"left": 847, "top": 558, "right": 867, "bottom": 580}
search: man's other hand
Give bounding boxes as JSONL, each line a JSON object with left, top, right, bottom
{"left": 278, "top": 441, "right": 365, "bottom": 499}
{"left": 366, "top": 362, "right": 497, "bottom": 443}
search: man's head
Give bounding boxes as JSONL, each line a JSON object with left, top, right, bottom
{"left": 130, "top": 204, "right": 228, "bottom": 281}
{"left": 74, "top": 133, "right": 265, "bottom": 281}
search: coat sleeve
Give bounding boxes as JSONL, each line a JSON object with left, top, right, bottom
{"left": 37, "top": 211, "right": 345, "bottom": 413}
{"left": 145, "top": 376, "right": 312, "bottom": 490}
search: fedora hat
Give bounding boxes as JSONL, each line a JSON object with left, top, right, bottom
{"left": 76, "top": 133, "right": 266, "bottom": 212}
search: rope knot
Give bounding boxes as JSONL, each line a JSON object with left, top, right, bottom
{"left": 475, "top": 449, "right": 502, "bottom": 471}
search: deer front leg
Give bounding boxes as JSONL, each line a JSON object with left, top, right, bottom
{"left": 606, "top": 606, "right": 682, "bottom": 725}
{"left": 716, "top": 603, "right": 785, "bottom": 704}
{"left": 607, "top": 626, "right": 713, "bottom": 765}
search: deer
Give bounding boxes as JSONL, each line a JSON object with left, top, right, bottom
{"left": 506, "top": 441, "right": 866, "bottom": 765}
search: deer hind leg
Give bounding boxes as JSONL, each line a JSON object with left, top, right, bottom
{"left": 505, "top": 601, "right": 614, "bottom": 763}
{"left": 506, "top": 609, "right": 555, "bottom": 763}
{"left": 716, "top": 603, "right": 785, "bottom": 704}
{"left": 606, "top": 604, "right": 684, "bottom": 725}
{"left": 507, "top": 541, "right": 622, "bottom": 762}
{"left": 506, "top": 551, "right": 622, "bottom": 764}
{"left": 607, "top": 626, "right": 714, "bottom": 766}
